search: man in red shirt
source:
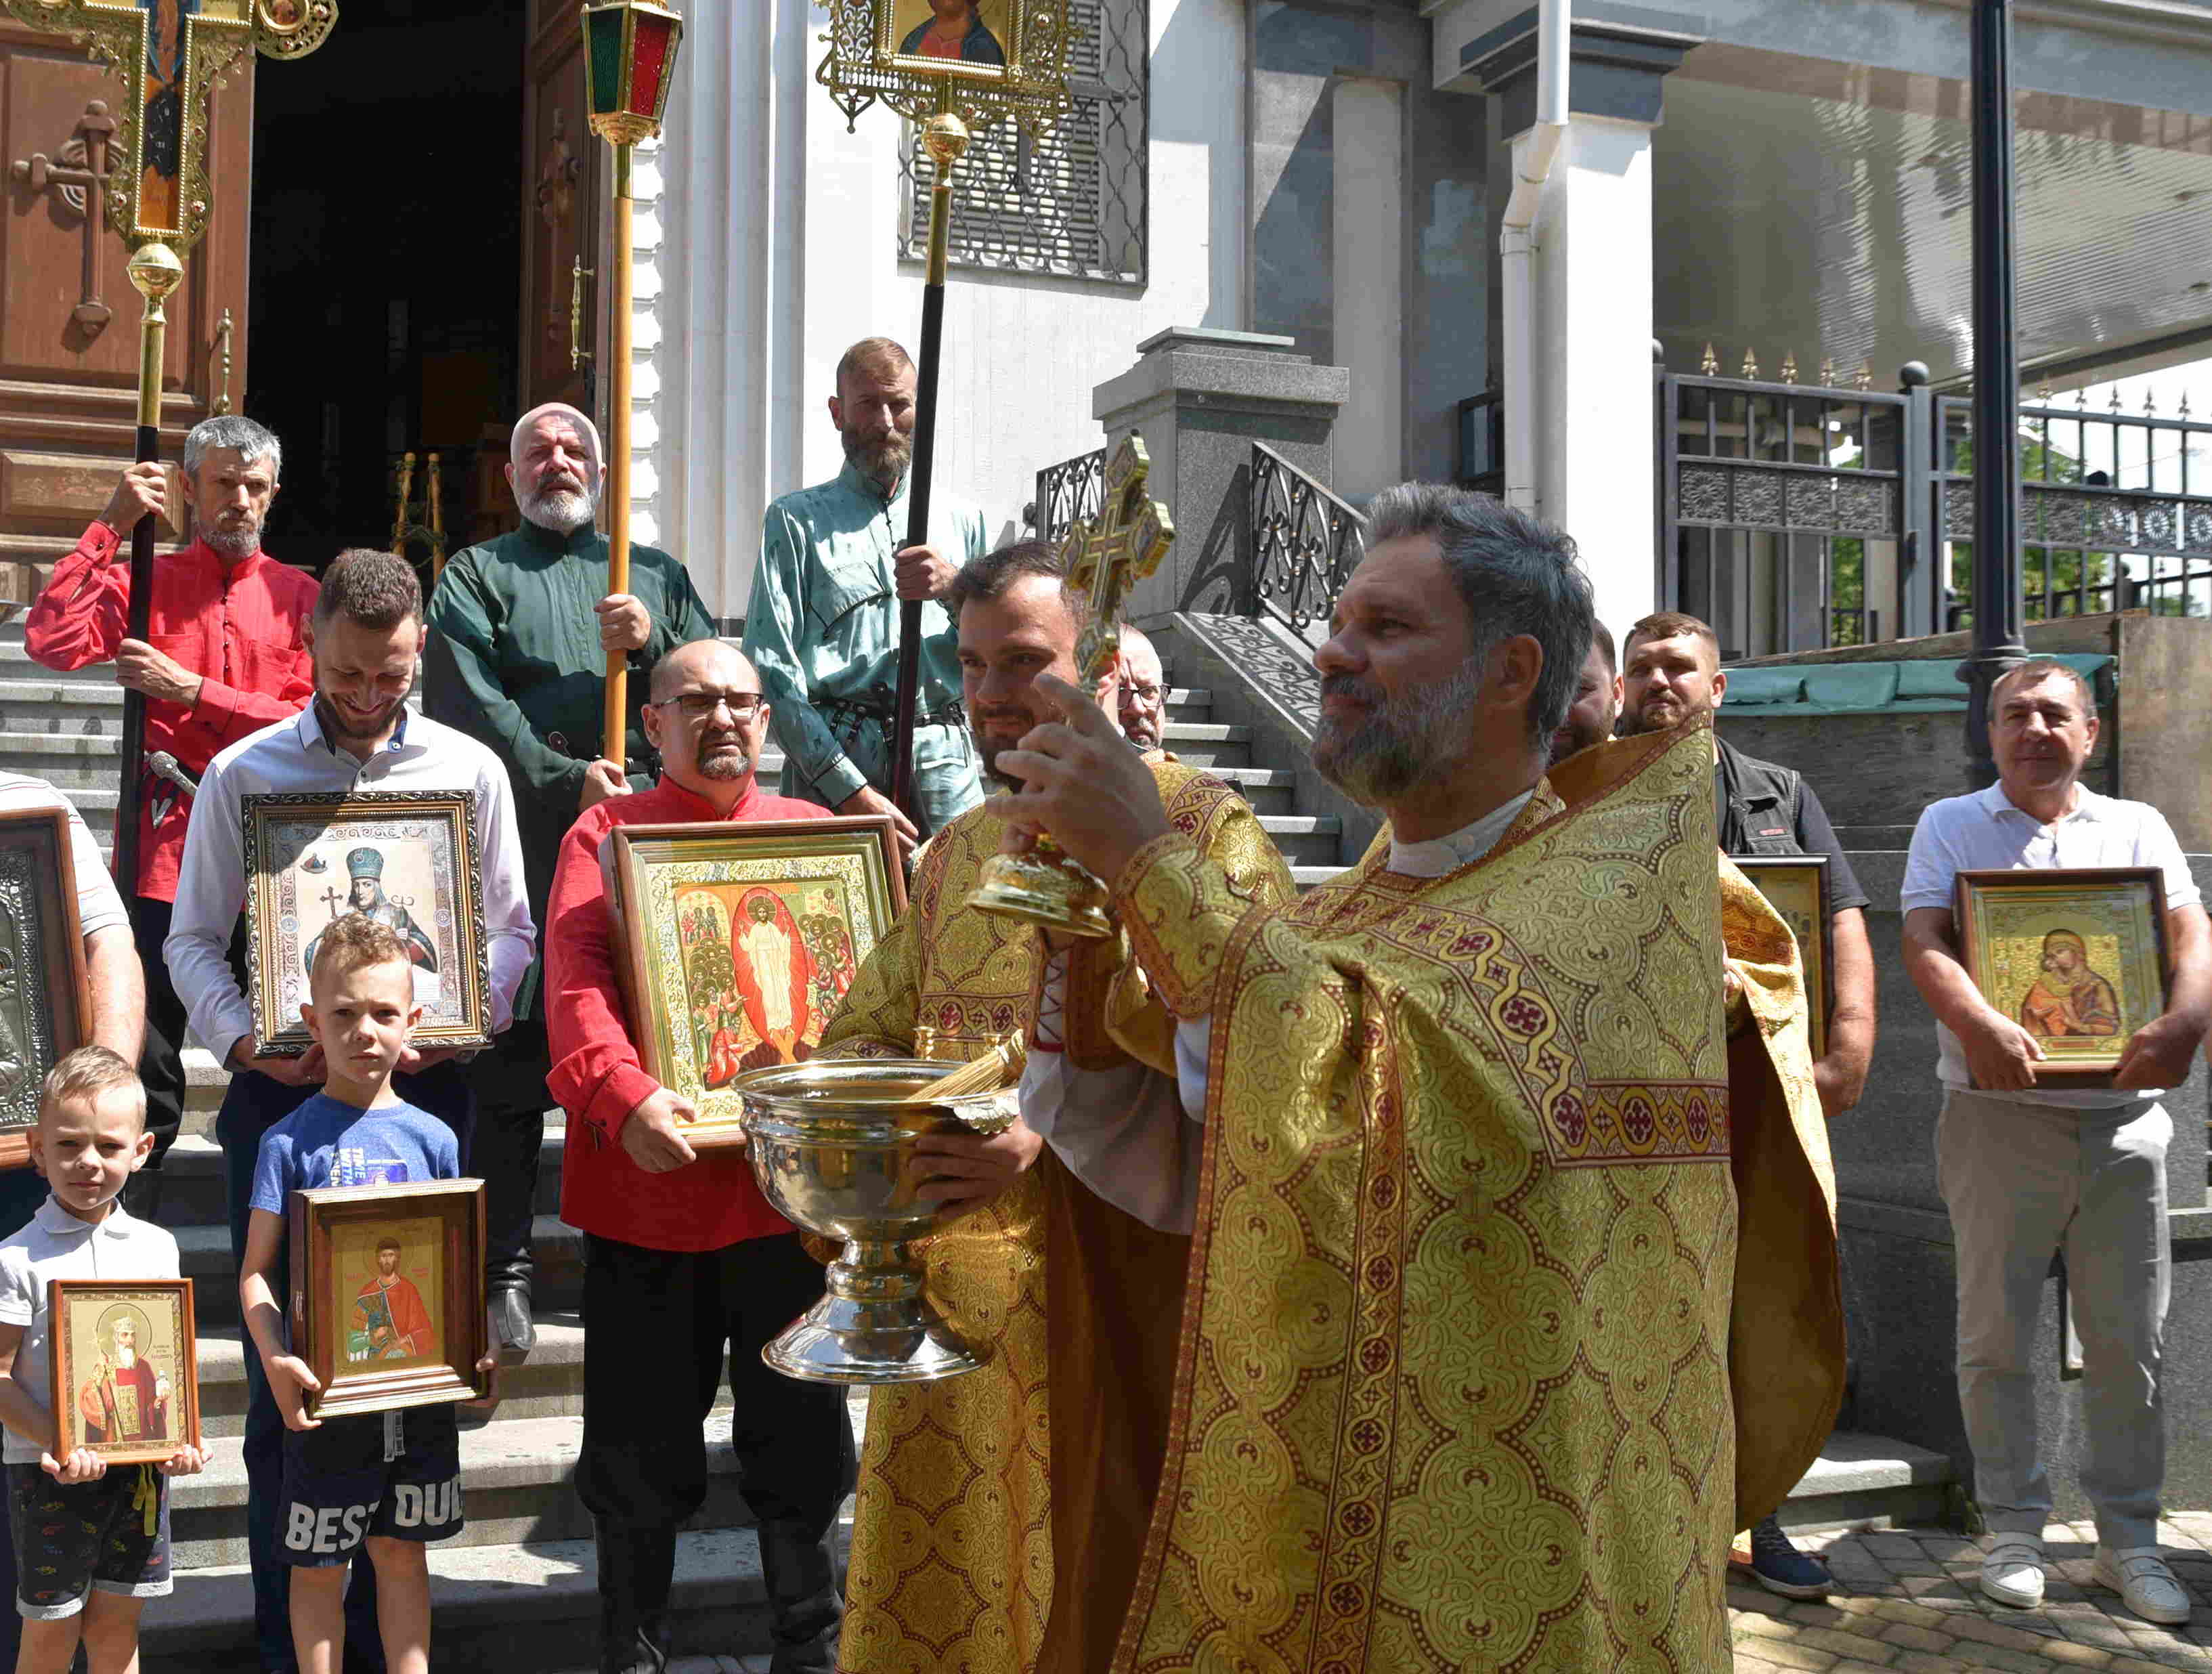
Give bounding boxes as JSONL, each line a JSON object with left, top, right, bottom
{"left": 546, "top": 638, "right": 852, "bottom": 1674}
{"left": 26, "top": 416, "right": 315, "bottom": 1192}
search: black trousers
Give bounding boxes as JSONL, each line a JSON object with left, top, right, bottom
{"left": 578, "top": 1232, "right": 854, "bottom": 1671}
{"left": 465, "top": 1016, "right": 550, "bottom": 1290}
{"left": 127, "top": 895, "right": 193, "bottom": 1172}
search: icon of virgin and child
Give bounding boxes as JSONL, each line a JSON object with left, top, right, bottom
{"left": 2018, "top": 928, "right": 2123, "bottom": 1039}
{"left": 679, "top": 887, "right": 856, "bottom": 1089}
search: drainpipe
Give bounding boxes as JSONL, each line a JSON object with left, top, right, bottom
{"left": 1500, "top": 0, "right": 1568, "bottom": 513}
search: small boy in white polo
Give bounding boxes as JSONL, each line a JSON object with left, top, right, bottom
{"left": 0, "top": 1049, "right": 207, "bottom": 1671}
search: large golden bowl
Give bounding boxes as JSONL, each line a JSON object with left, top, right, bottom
{"left": 733, "top": 1058, "right": 1018, "bottom": 1383}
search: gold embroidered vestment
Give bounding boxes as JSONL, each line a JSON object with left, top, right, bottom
{"left": 821, "top": 759, "right": 1294, "bottom": 1673}
{"left": 1108, "top": 723, "right": 1841, "bottom": 1673}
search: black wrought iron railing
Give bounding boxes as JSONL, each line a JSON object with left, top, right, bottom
{"left": 1660, "top": 364, "right": 2212, "bottom": 658}
{"left": 1249, "top": 443, "right": 1366, "bottom": 640}
{"left": 1028, "top": 447, "right": 1105, "bottom": 546}
{"left": 1028, "top": 439, "right": 1368, "bottom": 640}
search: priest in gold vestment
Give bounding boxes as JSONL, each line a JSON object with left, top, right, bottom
{"left": 818, "top": 539, "right": 1295, "bottom": 1673}
{"left": 984, "top": 485, "right": 1842, "bottom": 1672}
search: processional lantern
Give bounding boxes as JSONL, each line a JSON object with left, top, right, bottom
{"left": 3, "top": 0, "right": 339, "bottom": 893}
{"left": 816, "top": 0, "right": 1075, "bottom": 828}
{"left": 579, "top": 0, "right": 684, "bottom": 769}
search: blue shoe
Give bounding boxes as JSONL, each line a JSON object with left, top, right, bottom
{"left": 1743, "top": 1516, "right": 1831, "bottom": 1599}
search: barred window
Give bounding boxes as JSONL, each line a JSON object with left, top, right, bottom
{"left": 898, "top": 0, "right": 1148, "bottom": 284}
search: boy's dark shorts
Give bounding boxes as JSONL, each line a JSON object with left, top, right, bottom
{"left": 6, "top": 1461, "right": 172, "bottom": 1619}
{"left": 278, "top": 1404, "right": 463, "bottom": 1568}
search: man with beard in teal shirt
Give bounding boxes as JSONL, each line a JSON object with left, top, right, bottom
{"left": 425, "top": 401, "right": 713, "bottom": 1357}
{"left": 743, "top": 338, "right": 990, "bottom": 859}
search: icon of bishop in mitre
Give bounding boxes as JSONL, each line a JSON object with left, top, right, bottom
{"left": 303, "top": 847, "right": 440, "bottom": 979}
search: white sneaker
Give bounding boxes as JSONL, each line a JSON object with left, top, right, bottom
{"left": 2094, "top": 1545, "right": 2192, "bottom": 1626}
{"left": 1979, "top": 1533, "right": 2046, "bottom": 1608}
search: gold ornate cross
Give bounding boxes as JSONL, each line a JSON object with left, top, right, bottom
{"left": 3, "top": 0, "right": 338, "bottom": 255}
{"left": 1064, "top": 435, "right": 1175, "bottom": 683}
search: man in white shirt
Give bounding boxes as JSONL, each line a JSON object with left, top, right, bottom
{"left": 164, "top": 548, "right": 533, "bottom": 1674}
{"left": 1901, "top": 657, "right": 2210, "bottom": 1627}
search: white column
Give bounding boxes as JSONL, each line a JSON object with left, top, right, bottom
{"left": 1527, "top": 115, "right": 1657, "bottom": 635}
{"left": 647, "top": 0, "right": 812, "bottom": 622}
{"left": 1330, "top": 76, "right": 1404, "bottom": 498}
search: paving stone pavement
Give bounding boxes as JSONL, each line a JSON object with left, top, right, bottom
{"left": 1733, "top": 1516, "right": 2212, "bottom": 1673}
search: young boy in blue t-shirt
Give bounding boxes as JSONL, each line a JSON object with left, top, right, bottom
{"left": 238, "top": 916, "right": 496, "bottom": 1674}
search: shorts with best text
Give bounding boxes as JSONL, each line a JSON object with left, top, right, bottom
{"left": 278, "top": 1404, "right": 462, "bottom": 1566}
{"left": 6, "top": 1462, "right": 172, "bottom": 1618}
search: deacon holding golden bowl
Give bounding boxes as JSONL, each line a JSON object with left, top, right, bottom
{"left": 819, "top": 534, "right": 1292, "bottom": 1674}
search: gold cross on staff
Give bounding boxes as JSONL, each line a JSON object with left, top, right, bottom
{"left": 3, "top": 0, "right": 339, "bottom": 254}
{"left": 1064, "top": 435, "right": 1176, "bottom": 685}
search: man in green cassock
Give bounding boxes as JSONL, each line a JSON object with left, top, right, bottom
{"left": 424, "top": 400, "right": 714, "bottom": 1356}
{"left": 742, "top": 337, "right": 991, "bottom": 857}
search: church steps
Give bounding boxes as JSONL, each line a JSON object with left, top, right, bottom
{"left": 0, "top": 729, "right": 122, "bottom": 788}
{"left": 164, "top": 1412, "right": 764, "bottom": 1568}
{"left": 0, "top": 678, "right": 124, "bottom": 735}
{"left": 139, "top": 1525, "right": 796, "bottom": 1672}
{"left": 0, "top": 623, "right": 112, "bottom": 687}
{"left": 179, "top": 1314, "right": 630, "bottom": 1442}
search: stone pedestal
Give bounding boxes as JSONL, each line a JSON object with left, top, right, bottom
{"left": 1091, "top": 327, "right": 1349, "bottom": 624}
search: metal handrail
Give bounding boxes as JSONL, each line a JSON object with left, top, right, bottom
{"left": 1249, "top": 442, "right": 1366, "bottom": 639}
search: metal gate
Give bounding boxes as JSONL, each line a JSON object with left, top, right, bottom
{"left": 1660, "top": 365, "right": 2212, "bottom": 658}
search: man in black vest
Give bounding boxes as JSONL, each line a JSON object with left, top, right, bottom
{"left": 1619, "top": 609, "right": 1875, "bottom": 1600}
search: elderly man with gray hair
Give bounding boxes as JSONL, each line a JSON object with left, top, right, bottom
{"left": 425, "top": 401, "right": 714, "bottom": 1353}
{"left": 26, "top": 413, "right": 316, "bottom": 1198}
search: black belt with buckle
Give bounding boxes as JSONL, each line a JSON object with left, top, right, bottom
{"left": 816, "top": 694, "right": 964, "bottom": 733}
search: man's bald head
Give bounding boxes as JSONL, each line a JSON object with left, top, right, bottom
{"left": 1116, "top": 624, "right": 1167, "bottom": 750}
{"left": 642, "top": 640, "right": 771, "bottom": 794}
{"left": 507, "top": 404, "right": 604, "bottom": 534}
{"left": 649, "top": 639, "right": 760, "bottom": 704}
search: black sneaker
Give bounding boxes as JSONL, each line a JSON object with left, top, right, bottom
{"left": 1741, "top": 1515, "right": 1831, "bottom": 1599}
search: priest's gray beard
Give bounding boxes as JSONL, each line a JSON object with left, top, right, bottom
{"left": 112, "top": 1344, "right": 136, "bottom": 1368}
{"left": 520, "top": 483, "right": 598, "bottom": 534}
{"left": 1311, "top": 661, "right": 1485, "bottom": 806}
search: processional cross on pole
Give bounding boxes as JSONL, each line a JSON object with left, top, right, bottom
{"left": 1064, "top": 437, "right": 1175, "bottom": 687}
{"left": 2, "top": 0, "right": 337, "bottom": 895}
{"left": 967, "top": 434, "right": 1174, "bottom": 939}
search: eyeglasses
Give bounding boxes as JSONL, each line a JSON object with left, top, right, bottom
{"left": 1123, "top": 683, "right": 1164, "bottom": 704}
{"left": 655, "top": 691, "right": 765, "bottom": 721}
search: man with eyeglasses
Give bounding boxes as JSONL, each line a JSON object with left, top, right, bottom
{"left": 1115, "top": 623, "right": 1167, "bottom": 753}
{"left": 544, "top": 638, "right": 854, "bottom": 1674}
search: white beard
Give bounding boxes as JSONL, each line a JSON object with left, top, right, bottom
{"left": 519, "top": 484, "right": 597, "bottom": 534}
{"left": 113, "top": 1346, "right": 136, "bottom": 1368}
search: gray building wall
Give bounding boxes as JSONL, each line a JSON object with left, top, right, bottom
{"left": 1248, "top": 0, "right": 1490, "bottom": 486}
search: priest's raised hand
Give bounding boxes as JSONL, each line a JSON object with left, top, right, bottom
{"left": 982, "top": 672, "right": 1168, "bottom": 885}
